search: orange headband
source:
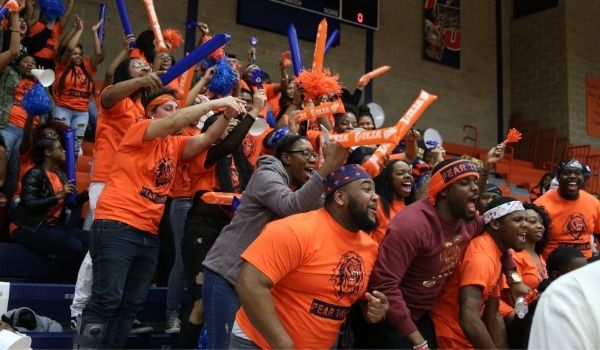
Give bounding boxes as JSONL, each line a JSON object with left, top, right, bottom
{"left": 146, "top": 94, "right": 178, "bottom": 116}
{"left": 427, "top": 160, "right": 479, "bottom": 205}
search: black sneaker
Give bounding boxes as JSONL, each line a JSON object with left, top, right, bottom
{"left": 70, "top": 316, "right": 78, "bottom": 331}
{"left": 130, "top": 319, "right": 154, "bottom": 334}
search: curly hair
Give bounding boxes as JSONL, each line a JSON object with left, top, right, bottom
{"left": 523, "top": 202, "right": 551, "bottom": 254}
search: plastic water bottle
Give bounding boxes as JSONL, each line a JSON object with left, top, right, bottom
{"left": 515, "top": 297, "right": 529, "bottom": 319}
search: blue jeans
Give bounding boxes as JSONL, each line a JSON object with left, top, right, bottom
{"left": 11, "top": 224, "right": 88, "bottom": 282}
{"left": 0, "top": 123, "right": 23, "bottom": 196}
{"left": 78, "top": 220, "right": 159, "bottom": 349}
{"left": 166, "top": 197, "right": 192, "bottom": 315}
{"left": 203, "top": 269, "right": 240, "bottom": 350}
{"left": 53, "top": 104, "right": 89, "bottom": 155}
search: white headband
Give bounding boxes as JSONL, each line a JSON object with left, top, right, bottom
{"left": 483, "top": 201, "right": 525, "bottom": 224}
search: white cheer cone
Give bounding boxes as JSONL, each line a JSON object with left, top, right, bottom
{"left": 31, "top": 69, "right": 55, "bottom": 87}
{"left": 249, "top": 117, "right": 267, "bottom": 136}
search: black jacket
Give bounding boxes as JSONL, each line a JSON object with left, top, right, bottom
{"left": 14, "top": 166, "right": 88, "bottom": 231}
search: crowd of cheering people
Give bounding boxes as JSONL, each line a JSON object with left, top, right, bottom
{"left": 0, "top": 1, "right": 600, "bottom": 349}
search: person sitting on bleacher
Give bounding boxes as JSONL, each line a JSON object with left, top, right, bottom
{"left": 10, "top": 137, "right": 88, "bottom": 283}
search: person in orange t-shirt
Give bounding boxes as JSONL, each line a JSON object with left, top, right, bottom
{"left": 499, "top": 203, "right": 549, "bottom": 322}
{"left": 431, "top": 197, "right": 527, "bottom": 349}
{"left": 233, "top": 164, "right": 388, "bottom": 349}
{"left": 534, "top": 159, "right": 600, "bottom": 259}
{"left": 52, "top": 16, "right": 103, "bottom": 157}
{"left": 75, "top": 90, "right": 245, "bottom": 349}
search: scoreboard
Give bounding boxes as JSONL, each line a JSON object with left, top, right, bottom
{"left": 270, "top": 0, "right": 379, "bottom": 30}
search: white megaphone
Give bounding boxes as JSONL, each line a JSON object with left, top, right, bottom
{"left": 366, "top": 102, "right": 385, "bottom": 128}
{"left": 423, "top": 128, "right": 443, "bottom": 150}
{"left": 31, "top": 69, "right": 55, "bottom": 87}
{"left": 249, "top": 118, "right": 267, "bottom": 136}
{"left": 0, "top": 330, "right": 32, "bottom": 350}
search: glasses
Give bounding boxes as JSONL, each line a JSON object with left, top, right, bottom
{"left": 131, "top": 61, "right": 149, "bottom": 69}
{"left": 286, "top": 149, "right": 319, "bottom": 160}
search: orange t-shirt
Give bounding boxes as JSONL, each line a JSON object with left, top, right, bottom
{"left": 44, "top": 170, "right": 64, "bottom": 225}
{"left": 170, "top": 127, "right": 200, "bottom": 198}
{"left": 8, "top": 78, "right": 37, "bottom": 128}
{"left": 373, "top": 199, "right": 406, "bottom": 244}
{"left": 535, "top": 189, "right": 600, "bottom": 259}
{"left": 53, "top": 59, "right": 97, "bottom": 111}
{"left": 91, "top": 87, "right": 145, "bottom": 183}
{"left": 499, "top": 250, "right": 546, "bottom": 317}
{"left": 94, "top": 119, "right": 189, "bottom": 234}
{"left": 241, "top": 125, "right": 272, "bottom": 169}
{"left": 235, "top": 208, "right": 379, "bottom": 349}
{"left": 28, "top": 22, "right": 62, "bottom": 60}
{"left": 431, "top": 232, "right": 503, "bottom": 349}
{"left": 13, "top": 152, "right": 34, "bottom": 199}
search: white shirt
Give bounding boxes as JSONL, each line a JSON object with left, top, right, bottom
{"left": 529, "top": 261, "right": 600, "bottom": 349}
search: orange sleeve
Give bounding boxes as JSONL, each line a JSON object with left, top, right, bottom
{"left": 241, "top": 220, "right": 304, "bottom": 284}
{"left": 119, "top": 120, "right": 153, "bottom": 150}
{"left": 595, "top": 198, "right": 600, "bottom": 233}
{"left": 27, "top": 21, "right": 44, "bottom": 36}
{"left": 264, "top": 83, "right": 277, "bottom": 99}
{"left": 459, "top": 252, "right": 498, "bottom": 291}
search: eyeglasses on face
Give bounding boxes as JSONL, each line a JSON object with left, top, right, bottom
{"left": 286, "top": 149, "right": 319, "bottom": 160}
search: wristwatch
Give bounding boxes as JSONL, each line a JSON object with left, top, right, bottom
{"left": 507, "top": 271, "right": 523, "bottom": 286}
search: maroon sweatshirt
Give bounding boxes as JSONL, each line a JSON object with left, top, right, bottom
{"left": 369, "top": 199, "right": 484, "bottom": 337}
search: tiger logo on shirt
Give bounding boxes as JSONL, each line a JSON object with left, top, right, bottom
{"left": 563, "top": 212, "right": 587, "bottom": 240}
{"left": 330, "top": 251, "right": 365, "bottom": 301}
{"left": 153, "top": 157, "right": 175, "bottom": 189}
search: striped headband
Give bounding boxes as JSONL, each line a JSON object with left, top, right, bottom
{"left": 427, "top": 160, "right": 479, "bottom": 205}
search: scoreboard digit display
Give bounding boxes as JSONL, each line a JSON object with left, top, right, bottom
{"left": 270, "top": 0, "right": 379, "bottom": 30}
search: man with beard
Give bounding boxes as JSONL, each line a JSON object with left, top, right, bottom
{"left": 431, "top": 197, "right": 528, "bottom": 348}
{"left": 534, "top": 159, "right": 600, "bottom": 259}
{"left": 232, "top": 164, "right": 388, "bottom": 349}
{"left": 356, "top": 146, "right": 520, "bottom": 350}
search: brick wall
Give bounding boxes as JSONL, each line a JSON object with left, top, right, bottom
{"left": 73, "top": 0, "right": 510, "bottom": 148}
{"left": 510, "top": 2, "right": 569, "bottom": 137}
{"left": 564, "top": 0, "right": 600, "bottom": 147}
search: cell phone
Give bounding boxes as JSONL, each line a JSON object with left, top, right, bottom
{"left": 320, "top": 125, "right": 331, "bottom": 144}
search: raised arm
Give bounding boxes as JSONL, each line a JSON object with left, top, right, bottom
{"left": 101, "top": 73, "right": 162, "bottom": 109}
{"left": 102, "top": 36, "right": 133, "bottom": 88}
{"left": 185, "top": 66, "right": 214, "bottom": 107}
{"left": 478, "top": 144, "right": 506, "bottom": 196}
{"left": 58, "top": 0, "right": 74, "bottom": 29}
{"left": 0, "top": 13, "right": 22, "bottom": 71}
{"left": 58, "top": 15, "right": 83, "bottom": 66}
{"left": 89, "top": 19, "right": 105, "bottom": 70}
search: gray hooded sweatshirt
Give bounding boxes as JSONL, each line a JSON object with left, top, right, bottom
{"left": 2, "top": 307, "right": 63, "bottom": 332}
{"left": 202, "top": 155, "right": 325, "bottom": 285}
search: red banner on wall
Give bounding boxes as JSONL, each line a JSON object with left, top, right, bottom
{"left": 586, "top": 74, "right": 600, "bottom": 137}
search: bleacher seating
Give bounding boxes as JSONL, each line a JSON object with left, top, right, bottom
{"left": 0, "top": 282, "right": 177, "bottom": 349}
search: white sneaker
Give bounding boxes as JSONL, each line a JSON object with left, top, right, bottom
{"left": 165, "top": 314, "right": 181, "bottom": 334}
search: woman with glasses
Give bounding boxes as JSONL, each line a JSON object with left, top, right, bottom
{"left": 201, "top": 134, "right": 348, "bottom": 349}
{"left": 10, "top": 137, "right": 88, "bottom": 283}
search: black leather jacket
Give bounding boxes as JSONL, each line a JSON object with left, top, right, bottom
{"left": 14, "top": 166, "right": 88, "bottom": 231}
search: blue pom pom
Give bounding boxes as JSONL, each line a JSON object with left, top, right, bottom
{"left": 248, "top": 69, "right": 266, "bottom": 89}
{"left": 265, "top": 127, "right": 289, "bottom": 149}
{"left": 208, "top": 58, "right": 237, "bottom": 97}
{"left": 22, "top": 82, "right": 52, "bottom": 116}
{"left": 37, "top": 0, "right": 65, "bottom": 23}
